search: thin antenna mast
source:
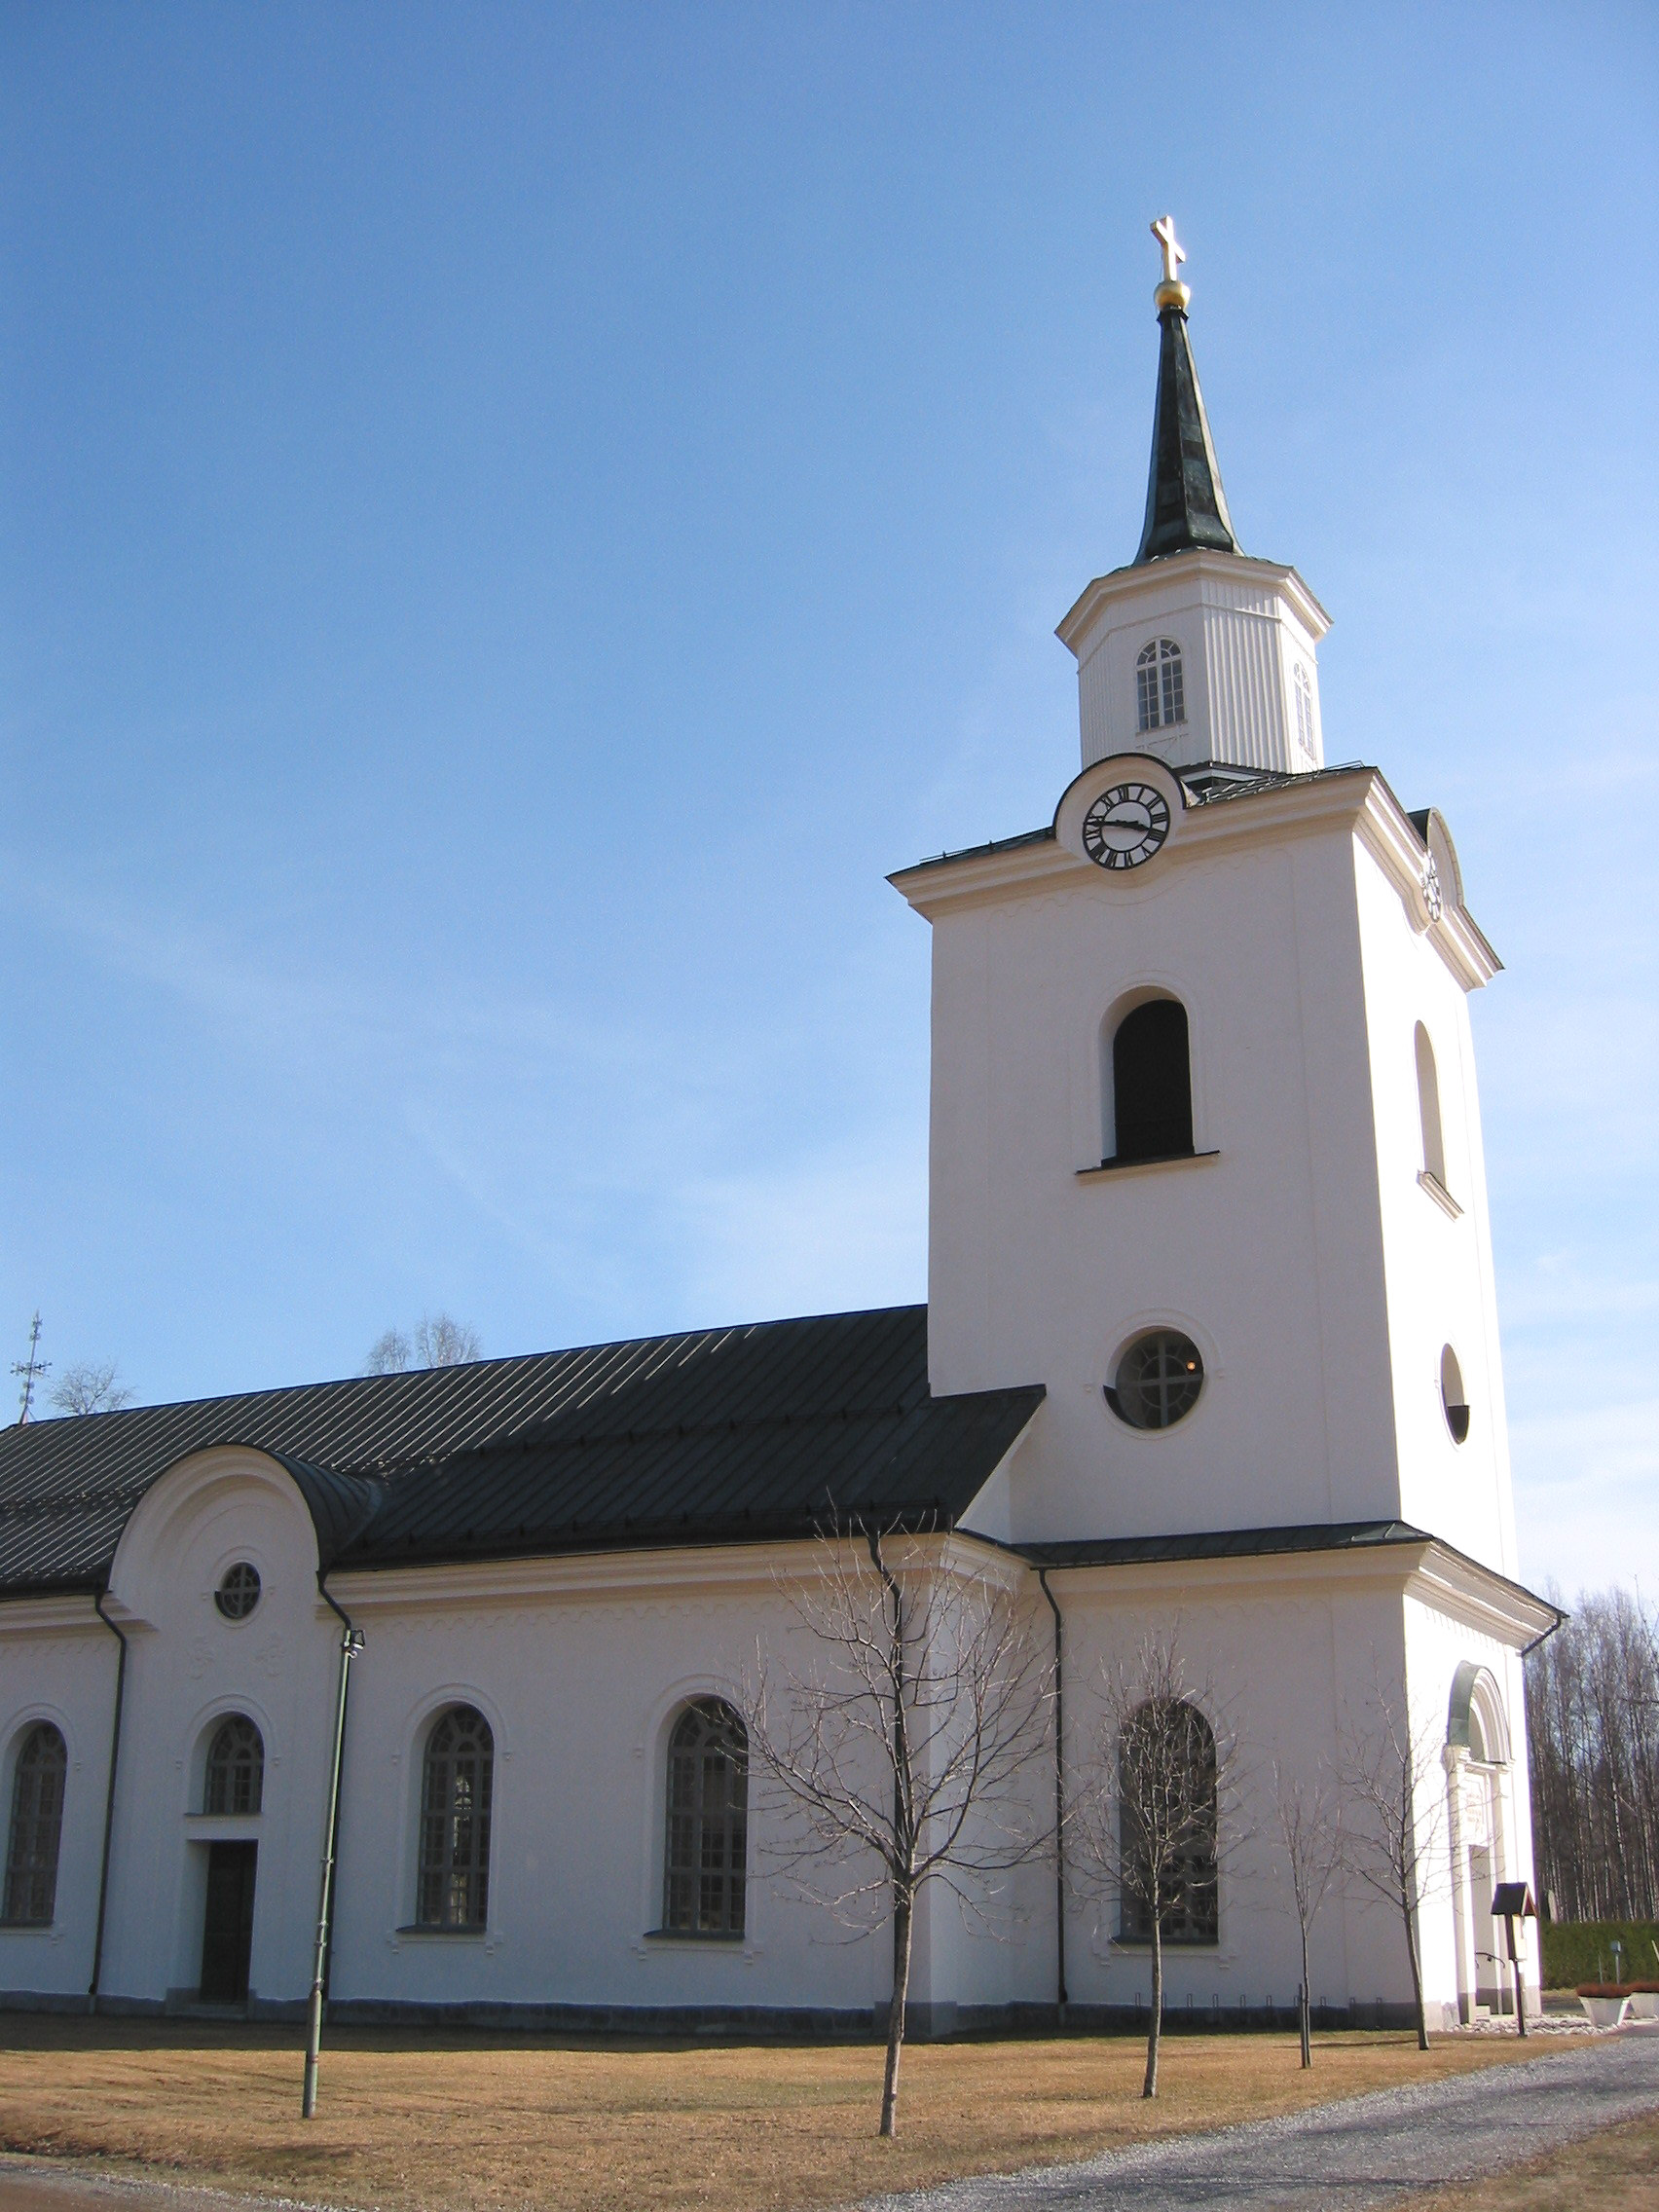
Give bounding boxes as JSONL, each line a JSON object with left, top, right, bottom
{"left": 12, "top": 1312, "right": 50, "bottom": 1423}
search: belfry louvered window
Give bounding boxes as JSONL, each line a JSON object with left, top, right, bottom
{"left": 4, "top": 1722, "right": 67, "bottom": 1925}
{"left": 664, "top": 1699, "right": 748, "bottom": 1936}
{"left": 1135, "top": 639, "right": 1185, "bottom": 732}
{"left": 203, "top": 1715, "right": 264, "bottom": 1814}
{"left": 418, "top": 1705, "right": 494, "bottom": 1928}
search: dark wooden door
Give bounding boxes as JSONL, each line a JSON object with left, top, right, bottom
{"left": 200, "top": 1841, "right": 257, "bottom": 2002}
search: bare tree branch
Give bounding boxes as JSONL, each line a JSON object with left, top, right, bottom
{"left": 742, "top": 1527, "right": 1054, "bottom": 2138}
{"left": 366, "top": 1313, "right": 482, "bottom": 1375}
{"left": 1066, "top": 1631, "right": 1244, "bottom": 2099}
{"left": 1271, "top": 1760, "right": 1345, "bottom": 2066}
{"left": 48, "top": 1360, "right": 133, "bottom": 1417}
{"left": 1334, "top": 1679, "right": 1451, "bottom": 2051}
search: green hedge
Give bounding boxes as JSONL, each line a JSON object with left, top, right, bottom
{"left": 1540, "top": 1920, "right": 1659, "bottom": 1989}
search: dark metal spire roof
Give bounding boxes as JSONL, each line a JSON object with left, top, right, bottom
{"left": 1133, "top": 298, "right": 1240, "bottom": 566}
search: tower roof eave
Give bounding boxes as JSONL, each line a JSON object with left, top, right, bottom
{"left": 1054, "top": 549, "right": 1332, "bottom": 661}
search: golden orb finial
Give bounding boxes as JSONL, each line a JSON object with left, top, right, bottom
{"left": 1151, "top": 213, "right": 1191, "bottom": 313}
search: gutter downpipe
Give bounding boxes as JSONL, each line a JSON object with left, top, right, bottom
{"left": 1037, "top": 1568, "right": 1068, "bottom": 2020}
{"left": 90, "top": 1590, "right": 129, "bottom": 2015}
{"left": 303, "top": 1579, "right": 362, "bottom": 2120}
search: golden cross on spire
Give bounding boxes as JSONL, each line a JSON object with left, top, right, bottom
{"left": 1150, "top": 213, "right": 1191, "bottom": 312}
{"left": 1151, "top": 214, "right": 1185, "bottom": 286}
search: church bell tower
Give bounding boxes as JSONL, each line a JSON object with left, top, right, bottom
{"left": 892, "top": 221, "right": 1519, "bottom": 1585}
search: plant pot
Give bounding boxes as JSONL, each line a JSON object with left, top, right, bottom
{"left": 1626, "top": 1991, "right": 1659, "bottom": 2022}
{"left": 1577, "top": 1990, "right": 1631, "bottom": 2028}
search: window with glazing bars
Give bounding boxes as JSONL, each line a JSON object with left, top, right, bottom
{"left": 1294, "top": 663, "right": 1314, "bottom": 754}
{"left": 4, "top": 1722, "right": 66, "bottom": 1925}
{"left": 203, "top": 1715, "right": 264, "bottom": 1814}
{"left": 1135, "top": 639, "right": 1185, "bottom": 732}
{"left": 664, "top": 1699, "right": 748, "bottom": 1935}
{"left": 1119, "top": 1698, "right": 1219, "bottom": 1944}
{"left": 418, "top": 1704, "right": 494, "bottom": 1928}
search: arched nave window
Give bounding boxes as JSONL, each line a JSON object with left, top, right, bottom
{"left": 1135, "top": 639, "right": 1185, "bottom": 732}
{"left": 4, "top": 1722, "right": 67, "bottom": 1926}
{"left": 664, "top": 1699, "right": 748, "bottom": 1936}
{"left": 1415, "top": 1022, "right": 1448, "bottom": 1189}
{"left": 203, "top": 1715, "right": 264, "bottom": 1815}
{"left": 1112, "top": 999, "right": 1194, "bottom": 1164}
{"left": 1119, "top": 1699, "right": 1218, "bottom": 1945}
{"left": 418, "top": 1705, "right": 494, "bottom": 1929}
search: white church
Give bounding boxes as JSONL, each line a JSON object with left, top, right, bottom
{"left": 1, "top": 223, "right": 1552, "bottom": 2037}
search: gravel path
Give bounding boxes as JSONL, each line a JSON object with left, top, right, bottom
{"left": 865, "top": 2028, "right": 1659, "bottom": 2212}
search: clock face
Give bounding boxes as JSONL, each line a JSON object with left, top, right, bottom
{"left": 1082, "top": 782, "right": 1171, "bottom": 870}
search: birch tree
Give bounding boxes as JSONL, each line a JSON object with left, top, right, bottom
{"left": 744, "top": 1528, "right": 1054, "bottom": 2138}
{"left": 1272, "top": 1762, "right": 1345, "bottom": 2067}
{"left": 1335, "top": 1686, "right": 1450, "bottom": 2051}
{"left": 1068, "top": 1634, "right": 1240, "bottom": 2100}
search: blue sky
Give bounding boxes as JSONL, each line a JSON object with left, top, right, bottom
{"left": 3, "top": 3, "right": 1655, "bottom": 1599}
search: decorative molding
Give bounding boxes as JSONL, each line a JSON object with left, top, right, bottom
{"left": 1418, "top": 1169, "right": 1463, "bottom": 1219}
{"left": 1076, "top": 1149, "right": 1219, "bottom": 1183}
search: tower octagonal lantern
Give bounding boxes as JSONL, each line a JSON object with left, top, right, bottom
{"left": 1055, "top": 219, "right": 1331, "bottom": 780}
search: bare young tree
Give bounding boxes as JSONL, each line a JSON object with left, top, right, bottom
{"left": 1272, "top": 1762, "right": 1345, "bottom": 2067}
{"left": 744, "top": 1527, "right": 1055, "bottom": 2139}
{"left": 367, "top": 1313, "right": 482, "bottom": 1375}
{"left": 367, "top": 1327, "right": 412, "bottom": 1374}
{"left": 49, "top": 1360, "right": 134, "bottom": 1417}
{"left": 1068, "top": 1633, "right": 1239, "bottom": 2100}
{"left": 1335, "top": 1685, "right": 1450, "bottom": 2051}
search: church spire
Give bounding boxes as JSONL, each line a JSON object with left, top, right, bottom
{"left": 1133, "top": 216, "right": 1240, "bottom": 566}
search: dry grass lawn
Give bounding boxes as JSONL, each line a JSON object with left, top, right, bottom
{"left": 0, "top": 2016, "right": 1575, "bottom": 2212}
{"left": 1405, "top": 2107, "right": 1659, "bottom": 2211}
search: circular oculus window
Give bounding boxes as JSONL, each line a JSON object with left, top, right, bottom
{"left": 215, "top": 1562, "right": 262, "bottom": 1620}
{"left": 1107, "top": 1330, "right": 1204, "bottom": 1430}
{"left": 1440, "top": 1346, "right": 1470, "bottom": 1444}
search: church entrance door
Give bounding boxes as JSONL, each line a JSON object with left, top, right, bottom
{"left": 200, "top": 1841, "right": 257, "bottom": 2003}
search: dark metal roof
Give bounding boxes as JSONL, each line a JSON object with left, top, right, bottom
{"left": 1021, "top": 1520, "right": 1431, "bottom": 1569}
{"left": 0, "top": 1307, "right": 1045, "bottom": 1598}
{"left": 1134, "top": 303, "right": 1239, "bottom": 566}
{"left": 892, "top": 826, "right": 1056, "bottom": 877}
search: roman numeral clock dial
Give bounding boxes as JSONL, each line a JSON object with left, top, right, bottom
{"left": 1081, "top": 782, "right": 1171, "bottom": 870}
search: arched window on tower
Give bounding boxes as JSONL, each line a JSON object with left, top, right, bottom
{"left": 1111, "top": 999, "right": 1194, "bottom": 1164}
{"left": 664, "top": 1699, "right": 748, "bottom": 1936}
{"left": 1118, "top": 1698, "right": 1218, "bottom": 1944}
{"left": 1415, "top": 1023, "right": 1448, "bottom": 1191}
{"left": 1135, "top": 639, "right": 1185, "bottom": 732}
{"left": 1293, "top": 663, "right": 1315, "bottom": 756}
{"left": 418, "top": 1705, "right": 494, "bottom": 1929}
{"left": 5, "top": 1722, "right": 67, "bottom": 1926}
{"left": 203, "top": 1715, "right": 264, "bottom": 1815}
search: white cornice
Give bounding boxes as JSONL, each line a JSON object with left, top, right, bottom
{"left": 0, "top": 1593, "right": 110, "bottom": 1638}
{"left": 1029, "top": 1535, "right": 1554, "bottom": 1650}
{"left": 1055, "top": 550, "right": 1332, "bottom": 660}
{"left": 324, "top": 1529, "right": 1022, "bottom": 1614}
{"left": 889, "top": 764, "right": 1501, "bottom": 992}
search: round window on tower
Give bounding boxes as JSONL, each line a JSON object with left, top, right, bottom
{"left": 1106, "top": 1330, "right": 1204, "bottom": 1430}
{"left": 1440, "top": 1346, "right": 1470, "bottom": 1444}
{"left": 215, "top": 1562, "right": 262, "bottom": 1621}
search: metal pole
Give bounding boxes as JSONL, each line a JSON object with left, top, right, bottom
{"left": 1506, "top": 1915, "right": 1527, "bottom": 2038}
{"left": 89, "top": 1592, "right": 129, "bottom": 2014}
{"left": 303, "top": 1606, "right": 361, "bottom": 2119}
{"left": 1037, "top": 1569, "right": 1068, "bottom": 2018}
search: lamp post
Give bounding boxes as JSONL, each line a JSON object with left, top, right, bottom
{"left": 1491, "top": 1882, "right": 1536, "bottom": 2038}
